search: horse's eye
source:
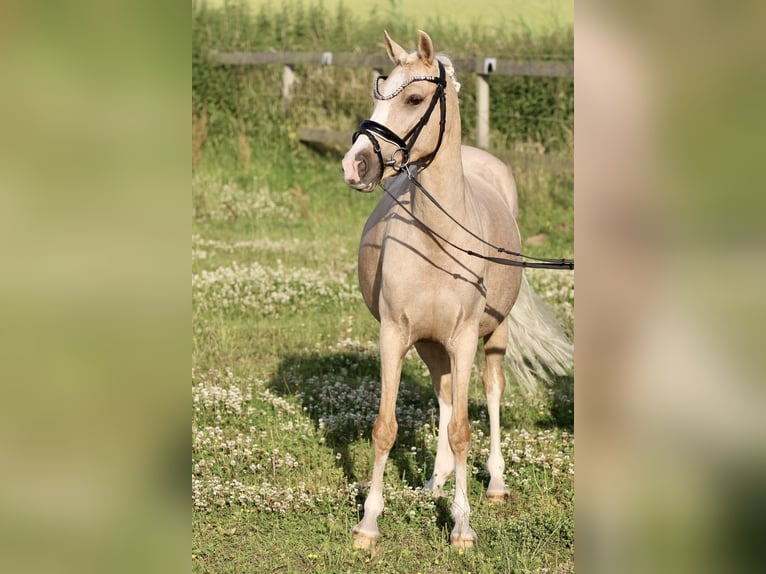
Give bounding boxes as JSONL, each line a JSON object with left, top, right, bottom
{"left": 405, "top": 94, "right": 424, "bottom": 106}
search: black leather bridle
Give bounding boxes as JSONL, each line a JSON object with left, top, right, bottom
{"left": 352, "top": 61, "right": 447, "bottom": 180}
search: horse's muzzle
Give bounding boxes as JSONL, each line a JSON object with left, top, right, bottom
{"left": 342, "top": 146, "right": 380, "bottom": 192}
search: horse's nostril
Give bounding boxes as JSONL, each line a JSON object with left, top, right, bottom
{"left": 357, "top": 155, "right": 368, "bottom": 178}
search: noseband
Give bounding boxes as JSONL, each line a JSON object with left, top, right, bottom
{"left": 352, "top": 61, "right": 447, "bottom": 180}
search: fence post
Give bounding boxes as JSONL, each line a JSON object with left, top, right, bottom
{"left": 476, "top": 73, "right": 490, "bottom": 149}
{"left": 282, "top": 64, "right": 295, "bottom": 108}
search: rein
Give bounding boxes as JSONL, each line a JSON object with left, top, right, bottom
{"left": 354, "top": 60, "right": 574, "bottom": 271}
{"left": 390, "top": 167, "right": 575, "bottom": 270}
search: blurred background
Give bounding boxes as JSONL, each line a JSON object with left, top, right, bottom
{"left": 191, "top": 0, "right": 574, "bottom": 168}
{"left": 575, "top": 1, "right": 766, "bottom": 573}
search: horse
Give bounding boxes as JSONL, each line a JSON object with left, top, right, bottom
{"left": 341, "top": 30, "right": 573, "bottom": 549}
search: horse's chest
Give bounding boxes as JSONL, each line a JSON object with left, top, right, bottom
{"left": 357, "top": 199, "right": 514, "bottom": 333}
{"left": 380, "top": 224, "right": 485, "bottom": 301}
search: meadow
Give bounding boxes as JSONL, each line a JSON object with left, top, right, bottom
{"left": 193, "top": 3, "right": 573, "bottom": 572}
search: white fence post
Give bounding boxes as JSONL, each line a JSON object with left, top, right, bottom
{"left": 476, "top": 73, "right": 490, "bottom": 149}
{"left": 282, "top": 64, "right": 295, "bottom": 108}
{"left": 476, "top": 58, "right": 496, "bottom": 149}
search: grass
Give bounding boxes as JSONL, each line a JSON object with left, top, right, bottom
{"left": 193, "top": 0, "right": 574, "bottom": 155}
{"left": 202, "top": 0, "right": 573, "bottom": 33}
{"left": 191, "top": 140, "right": 573, "bottom": 572}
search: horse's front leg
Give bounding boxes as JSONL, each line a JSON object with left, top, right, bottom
{"left": 352, "top": 321, "right": 407, "bottom": 549}
{"left": 448, "top": 328, "right": 480, "bottom": 548}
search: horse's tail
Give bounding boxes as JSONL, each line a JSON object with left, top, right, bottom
{"left": 505, "top": 274, "right": 574, "bottom": 394}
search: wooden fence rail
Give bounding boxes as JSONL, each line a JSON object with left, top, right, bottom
{"left": 210, "top": 50, "right": 573, "bottom": 151}
{"left": 210, "top": 51, "right": 573, "bottom": 77}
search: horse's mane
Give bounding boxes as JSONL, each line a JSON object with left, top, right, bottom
{"left": 436, "top": 54, "right": 461, "bottom": 93}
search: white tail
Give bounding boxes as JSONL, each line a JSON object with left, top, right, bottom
{"left": 506, "top": 273, "right": 574, "bottom": 394}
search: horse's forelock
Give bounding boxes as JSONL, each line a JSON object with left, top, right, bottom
{"left": 436, "top": 54, "right": 461, "bottom": 93}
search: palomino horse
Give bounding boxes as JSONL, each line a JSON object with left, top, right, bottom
{"left": 341, "top": 30, "right": 573, "bottom": 548}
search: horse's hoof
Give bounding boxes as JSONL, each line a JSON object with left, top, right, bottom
{"left": 422, "top": 484, "right": 444, "bottom": 497}
{"left": 450, "top": 534, "right": 476, "bottom": 549}
{"left": 485, "top": 489, "right": 509, "bottom": 502}
{"left": 450, "top": 522, "right": 477, "bottom": 548}
{"left": 352, "top": 529, "right": 378, "bottom": 550}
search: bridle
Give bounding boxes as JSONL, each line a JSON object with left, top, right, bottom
{"left": 352, "top": 61, "right": 447, "bottom": 180}
{"left": 351, "top": 60, "right": 574, "bottom": 271}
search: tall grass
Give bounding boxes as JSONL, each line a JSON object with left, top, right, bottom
{"left": 192, "top": 0, "right": 573, "bottom": 170}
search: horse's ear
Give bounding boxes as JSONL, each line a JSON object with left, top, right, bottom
{"left": 417, "top": 30, "right": 434, "bottom": 65}
{"left": 384, "top": 30, "right": 407, "bottom": 65}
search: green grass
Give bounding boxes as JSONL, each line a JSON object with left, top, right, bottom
{"left": 193, "top": 1, "right": 574, "bottom": 157}
{"left": 192, "top": 140, "right": 573, "bottom": 572}
{"left": 203, "top": 0, "right": 573, "bottom": 33}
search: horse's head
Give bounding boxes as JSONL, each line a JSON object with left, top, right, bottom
{"left": 342, "top": 30, "right": 457, "bottom": 192}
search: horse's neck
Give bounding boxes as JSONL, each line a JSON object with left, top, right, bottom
{"left": 411, "top": 141, "right": 467, "bottom": 231}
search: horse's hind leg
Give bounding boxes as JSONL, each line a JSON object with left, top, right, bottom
{"left": 415, "top": 341, "right": 454, "bottom": 495}
{"left": 483, "top": 318, "right": 510, "bottom": 501}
